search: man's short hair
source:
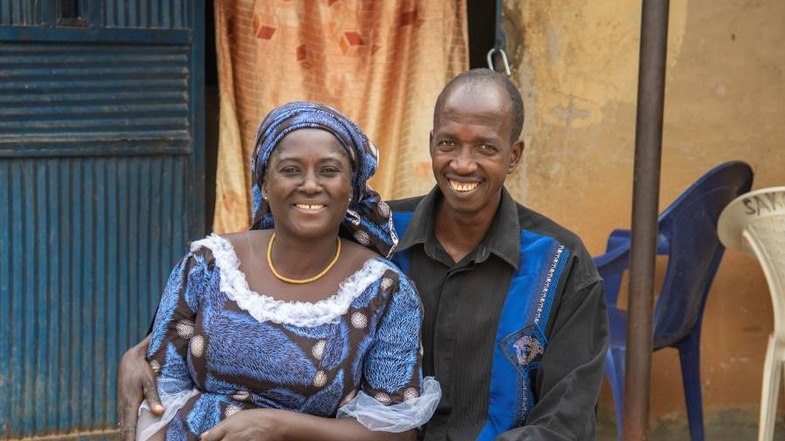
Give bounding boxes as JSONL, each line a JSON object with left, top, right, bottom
{"left": 433, "top": 68, "right": 524, "bottom": 143}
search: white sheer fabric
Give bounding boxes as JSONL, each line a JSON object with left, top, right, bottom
{"left": 190, "top": 234, "right": 393, "bottom": 327}
{"left": 337, "top": 376, "right": 442, "bottom": 432}
{"left": 136, "top": 377, "right": 199, "bottom": 441}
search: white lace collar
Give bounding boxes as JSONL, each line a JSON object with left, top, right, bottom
{"left": 190, "top": 234, "right": 392, "bottom": 327}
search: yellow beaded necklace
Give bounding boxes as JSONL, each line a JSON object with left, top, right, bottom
{"left": 267, "top": 232, "right": 341, "bottom": 284}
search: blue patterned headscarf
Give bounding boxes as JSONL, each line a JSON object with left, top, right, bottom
{"left": 250, "top": 101, "right": 398, "bottom": 258}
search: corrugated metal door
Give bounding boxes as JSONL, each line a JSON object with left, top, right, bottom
{"left": 0, "top": 1, "right": 205, "bottom": 439}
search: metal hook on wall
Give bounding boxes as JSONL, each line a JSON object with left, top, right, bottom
{"left": 486, "top": 47, "right": 511, "bottom": 76}
{"left": 487, "top": 0, "right": 512, "bottom": 76}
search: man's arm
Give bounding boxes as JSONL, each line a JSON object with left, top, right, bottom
{"left": 117, "top": 334, "right": 163, "bottom": 441}
{"left": 200, "top": 408, "right": 416, "bottom": 441}
{"left": 498, "top": 274, "right": 609, "bottom": 441}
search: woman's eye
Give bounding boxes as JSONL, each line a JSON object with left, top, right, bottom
{"left": 321, "top": 167, "right": 340, "bottom": 175}
{"left": 281, "top": 166, "right": 300, "bottom": 174}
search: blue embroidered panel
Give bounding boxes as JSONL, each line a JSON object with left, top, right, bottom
{"left": 477, "top": 232, "right": 570, "bottom": 440}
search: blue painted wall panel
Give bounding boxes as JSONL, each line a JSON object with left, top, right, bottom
{"left": 0, "top": 156, "right": 189, "bottom": 437}
{"left": 0, "top": 0, "right": 191, "bottom": 28}
{"left": 0, "top": 42, "right": 191, "bottom": 152}
{"left": 0, "top": 0, "right": 31, "bottom": 25}
{"left": 102, "top": 0, "right": 191, "bottom": 29}
{"left": 0, "top": 0, "right": 205, "bottom": 438}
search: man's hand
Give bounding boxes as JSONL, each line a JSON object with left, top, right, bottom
{"left": 200, "top": 409, "right": 287, "bottom": 441}
{"left": 117, "top": 335, "right": 163, "bottom": 441}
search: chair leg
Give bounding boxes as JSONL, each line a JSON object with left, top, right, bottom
{"left": 758, "top": 334, "right": 783, "bottom": 441}
{"left": 605, "top": 348, "right": 626, "bottom": 441}
{"left": 677, "top": 332, "right": 705, "bottom": 441}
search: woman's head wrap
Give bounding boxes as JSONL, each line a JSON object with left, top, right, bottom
{"left": 250, "top": 101, "right": 398, "bottom": 258}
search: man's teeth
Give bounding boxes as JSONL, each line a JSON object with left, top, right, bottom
{"left": 449, "top": 181, "right": 479, "bottom": 192}
{"left": 295, "top": 204, "right": 325, "bottom": 210}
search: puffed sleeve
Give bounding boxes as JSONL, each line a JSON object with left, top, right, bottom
{"left": 337, "top": 269, "right": 441, "bottom": 432}
{"left": 136, "top": 250, "right": 211, "bottom": 441}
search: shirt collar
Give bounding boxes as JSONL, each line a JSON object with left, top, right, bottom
{"left": 396, "top": 186, "right": 521, "bottom": 270}
{"left": 396, "top": 186, "right": 440, "bottom": 254}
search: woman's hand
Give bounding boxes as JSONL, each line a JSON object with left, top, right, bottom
{"left": 200, "top": 409, "right": 288, "bottom": 441}
{"left": 117, "top": 335, "right": 163, "bottom": 441}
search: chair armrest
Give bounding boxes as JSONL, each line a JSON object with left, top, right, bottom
{"left": 606, "top": 229, "right": 631, "bottom": 253}
{"left": 656, "top": 233, "right": 670, "bottom": 255}
{"left": 593, "top": 244, "right": 630, "bottom": 309}
{"left": 597, "top": 227, "right": 669, "bottom": 309}
{"left": 607, "top": 228, "right": 670, "bottom": 255}
{"left": 593, "top": 245, "right": 630, "bottom": 276}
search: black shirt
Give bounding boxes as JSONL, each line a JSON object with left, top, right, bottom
{"left": 388, "top": 187, "right": 609, "bottom": 441}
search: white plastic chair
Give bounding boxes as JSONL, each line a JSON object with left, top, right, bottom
{"left": 718, "top": 186, "right": 785, "bottom": 441}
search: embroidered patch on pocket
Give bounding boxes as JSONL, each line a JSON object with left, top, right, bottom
{"left": 500, "top": 325, "right": 548, "bottom": 370}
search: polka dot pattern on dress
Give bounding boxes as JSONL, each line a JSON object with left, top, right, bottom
{"left": 225, "top": 404, "right": 242, "bottom": 417}
{"left": 313, "top": 371, "right": 327, "bottom": 387}
{"left": 374, "top": 392, "right": 391, "bottom": 405}
{"left": 190, "top": 335, "right": 205, "bottom": 357}
{"left": 312, "top": 340, "right": 326, "bottom": 360}
{"left": 340, "top": 389, "right": 357, "bottom": 407}
{"left": 232, "top": 390, "right": 250, "bottom": 401}
{"left": 176, "top": 320, "right": 195, "bottom": 339}
{"left": 351, "top": 312, "right": 368, "bottom": 329}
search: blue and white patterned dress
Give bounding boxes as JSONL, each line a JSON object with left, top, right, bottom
{"left": 138, "top": 234, "right": 440, "bottom": 440}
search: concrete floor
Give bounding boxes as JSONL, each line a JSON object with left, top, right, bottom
{"left": 596, "top": 408, "right": 784, "bottom": 440}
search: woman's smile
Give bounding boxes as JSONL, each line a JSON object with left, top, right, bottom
{"left": 293, "top": 202, "right": 327, "bottom": 211}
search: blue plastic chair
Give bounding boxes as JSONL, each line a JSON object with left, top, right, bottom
{"left": 593, "top": 161, "right": 753, "bottom": 441}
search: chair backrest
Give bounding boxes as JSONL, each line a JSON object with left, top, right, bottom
{"left": 652, "top": 161, "right": 754, "bottom": 349}
{"left": 718, "top": 187, "right": 785, "bottom": 340}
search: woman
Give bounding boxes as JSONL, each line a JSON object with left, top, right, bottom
{"left": 137, "top": 102, "right": 439, "bottom": 440}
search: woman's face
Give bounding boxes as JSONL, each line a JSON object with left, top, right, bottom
{"left": 263, "top": 128, "right": 353, "bottom": 241}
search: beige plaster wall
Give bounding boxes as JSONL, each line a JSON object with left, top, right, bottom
{"left": 503, "top": 0, "right": 785, "bottom": 428}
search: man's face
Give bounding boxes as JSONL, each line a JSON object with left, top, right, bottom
{"left": 430, "top": 83, "right": 523, "bottom": 218}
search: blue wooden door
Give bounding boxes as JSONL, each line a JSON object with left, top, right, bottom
{"left": 0, "top": 1, "right": 205, "bottom": 438}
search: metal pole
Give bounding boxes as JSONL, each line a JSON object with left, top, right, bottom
{"left": 624, "top": 0, "right": 669, "bottom": 440}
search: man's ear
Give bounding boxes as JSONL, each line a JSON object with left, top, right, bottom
{"left": 508, "top": 140, "right": 524, "bottom": 173}
{"left": 429, "top": 130, "right": 435, "bottom": 154}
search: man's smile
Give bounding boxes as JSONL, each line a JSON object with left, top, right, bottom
{"left": 448, "top": 180, "right": 480, "bottom": 193}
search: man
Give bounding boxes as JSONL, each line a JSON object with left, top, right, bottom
{"left": 118, "top": 69, "right": 608, "bottom": 440}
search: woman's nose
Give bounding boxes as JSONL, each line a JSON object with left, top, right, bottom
{"left": 300, "top": 170, "right": 321, "bottom": 193}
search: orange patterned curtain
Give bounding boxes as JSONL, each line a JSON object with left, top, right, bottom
{"left": 213, "top": 0, "right": 469, "bottom": 233}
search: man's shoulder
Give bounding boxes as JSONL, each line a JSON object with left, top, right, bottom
{"left": 515, "top": 202, "right": 590, "bottom": 258}
{"left": 515, "top": 202, "right": 601, "bottom": 285}
{"left": 386, "top": 192, "right": 589, "bottom": 253}
{"left": 386, "top": 195, "right": 425, "bottom": 213}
